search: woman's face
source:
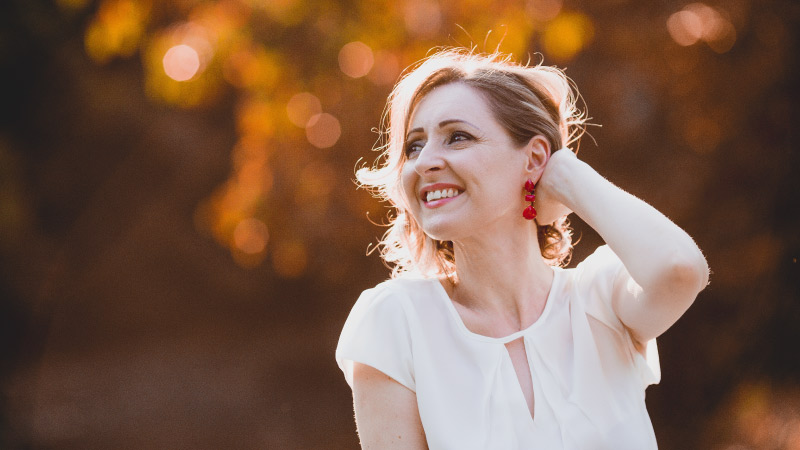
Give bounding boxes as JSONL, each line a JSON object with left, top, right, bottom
{"left": 401, "top": 82, "right": 530, "bottom": 242}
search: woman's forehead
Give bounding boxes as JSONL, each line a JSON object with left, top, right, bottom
{"left": 408, "top": 83, "right": 493, "bottom": 130}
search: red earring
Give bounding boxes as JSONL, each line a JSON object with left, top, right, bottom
{"left": 523, "top": 179, "right": 537, "bottom": 220}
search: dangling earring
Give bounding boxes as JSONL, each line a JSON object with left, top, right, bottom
{"left": 523, "top": 179, "right": 537, "bottom": 220}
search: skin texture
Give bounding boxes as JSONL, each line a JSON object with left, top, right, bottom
{"left": 352, "top": 363, "right": 428, "bottom": 449}
{"left": 352, "top": 83, "right": 709, "bottom": 448}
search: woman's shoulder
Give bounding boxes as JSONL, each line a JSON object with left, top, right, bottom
{"left": 351, "top": 276, "right": 442, "bottom": 324}
{"left": 337, "top": 277, "right": 436, "bottom": 391}
{"left": 355, "top": 275, "right": 443, "bottom": 311}
{"left": 561, "top": 245, "right": 626, "bottom": 287}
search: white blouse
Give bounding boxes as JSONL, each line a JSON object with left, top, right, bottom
{"left": 336, "top": 246, "right": 661, "bottom": 449}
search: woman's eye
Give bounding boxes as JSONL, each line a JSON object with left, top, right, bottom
{"left": 448, "top": 131, "right": 473, "bottom": 144}
{"left": 405, "top": 140, "right": 424, "bottom": 157}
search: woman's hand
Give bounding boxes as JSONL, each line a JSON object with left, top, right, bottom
{"left": 533, "top": 147, "right": 577, "bottom": 225}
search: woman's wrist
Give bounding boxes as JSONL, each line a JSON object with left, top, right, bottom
{"left": 540, "top": 148, "right": 591, "bottom": 211}
{"left": 530, "top": 148, "right": 584, "bottom": 224}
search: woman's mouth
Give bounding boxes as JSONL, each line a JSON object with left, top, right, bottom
{"left": 425, "top": 188, "right": 460, "bottom": 202}
{"left": 421, "top": 186, "right": 464, "bottom": 207}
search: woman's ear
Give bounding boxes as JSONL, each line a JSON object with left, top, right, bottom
{"left": 523, "top": 135, "right": 551, "bottom": 175}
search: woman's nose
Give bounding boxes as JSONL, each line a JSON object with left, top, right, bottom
{"left": 414, "top": 142, "right": 445, "bottom": 175}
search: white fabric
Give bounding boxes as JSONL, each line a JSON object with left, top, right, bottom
{"left": 336, "top": 245, "right": 660, "bottom": 450}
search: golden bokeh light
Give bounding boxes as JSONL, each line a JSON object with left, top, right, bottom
{"left": 163, "top": 44, "right": 201, "bottom": 81}
{"left": 233, "top": 218, "right": 269, "bottom": 254}
{"left": 367, "top": 50, "right": 401, "bottom": 86}
{"left": 188, "top": 0, "right": 251, "bottom": 45}
{"left": 237, "top": 98, "right": 276, "bottom": 138}
{"left": 705, "top": 20, "right": 736, "bottom": 53}
{"left": 272, "top": 240, "right": 308, "bottom": 278}
{"left": 84, "top": 0, "right": 148, "bottom": 63}
{"left": 141, "top": 20, "right": 221, "bottom": 107}
{"left": 305, "top": 113, "right": 341, "bottom": 148}
{"left": 236, "top": 155, "right": 273, "bottom": 197}
{"left": 201, "top": 187, "right": 246, "bottom": 244}
{"left": 286, "top": 92, "right": 323, "bottom": 128}
{"left": 338, "top": 41, "right": 375, "bottom": 78}
{"left": 526, "top": 0, "right": 563, "bottom": 22}
{"left": 403, "top": 0, "right": 442, "bottom": 38}
{"left": 667, "top": 3, "right": 737, "bottom": 53}
{"left": 223, "top": 44, "right": 282, "bottom": 91}
{"left": 686, "top": 3, "right": 727, "bottom": 42}
{"left": 541, "top": 12, "right": 594, "bottom": 61}
{"left": 667, "top": 10, "right": 704, "bottom": 46}
{"left": 233, "top": 136, "right": 271, "bottom": 172}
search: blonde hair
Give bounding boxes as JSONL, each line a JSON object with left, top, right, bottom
{"left": 357, "top": 48, "right": 586, "bottom": 279}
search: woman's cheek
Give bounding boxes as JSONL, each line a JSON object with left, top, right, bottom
{"left": 399, "top": 167, "right": 419, "bottom": 211}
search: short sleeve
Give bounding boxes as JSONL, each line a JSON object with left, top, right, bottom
{"left": 574, "top": 245, "right": 661, "bottom": 387}
{"left": 335, "top": 283, "right": 416, "bottom": 392}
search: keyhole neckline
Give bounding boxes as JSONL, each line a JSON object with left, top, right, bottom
{"left": 435, "top": 267, "right": 562, "bottom": 344}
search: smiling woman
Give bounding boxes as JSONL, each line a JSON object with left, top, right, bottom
{"left": 336, "top": 49, "right": 709, "bottom": 449}
{"left": 400, "top": 82, "right": 553, "bottom": 246}
{"left": 361, "top": 51, "right": 583, "bottom": 279}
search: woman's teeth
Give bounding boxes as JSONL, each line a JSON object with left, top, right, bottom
{"left": 426, "top": 188, "right": 460, "bottom": 202}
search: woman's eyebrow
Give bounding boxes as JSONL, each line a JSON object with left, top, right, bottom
{"left": 406, "top": 119, "right": 481, "bottom": 140}
{"left": 438, "top": 119, "right": 480, "bottom": 130}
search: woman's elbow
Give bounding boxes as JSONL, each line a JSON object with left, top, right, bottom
{"left": 664, "top": 250, "right": 710, "bottom": 297}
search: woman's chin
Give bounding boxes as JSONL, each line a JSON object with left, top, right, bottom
{"left": 419, "top": 219, "right": 463, "bottom": 242}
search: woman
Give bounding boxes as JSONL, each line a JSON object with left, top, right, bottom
{"left": 335, "top": 49, "right": 708, "bottom": 449}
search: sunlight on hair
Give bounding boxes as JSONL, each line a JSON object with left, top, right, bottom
{"left": 163, "top": 44, "right": 201, "bottom": 81}
{"left": 286, "top": 92, "right": 323, "bottom": 128}
{"left": 305, "top": 113, "right": 341, "bottom": 148}
{"left": 338, "top": 41, "right": 375, "bottom": 78}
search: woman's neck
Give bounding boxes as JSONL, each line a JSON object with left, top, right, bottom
{"left": 448, "top": 227, "right": 554, "bottom": 331}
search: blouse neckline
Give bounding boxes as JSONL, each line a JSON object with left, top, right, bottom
{"left": 432, "top": 267, "right": 563, "bottom": 344}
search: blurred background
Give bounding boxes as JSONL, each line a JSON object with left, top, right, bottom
{"left": 0, "top": 0, "right": 798, "bottom": 448}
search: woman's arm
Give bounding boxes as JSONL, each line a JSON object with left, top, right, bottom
{"left": 352, "top": 362, "right": 428, "bottom": 449}
{"left": 538, "top": 149, "right": 709, "bottom": 344}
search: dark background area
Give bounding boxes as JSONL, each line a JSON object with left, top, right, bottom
{"left": 0, "top": 0, "right": 798, "bottom": 448}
